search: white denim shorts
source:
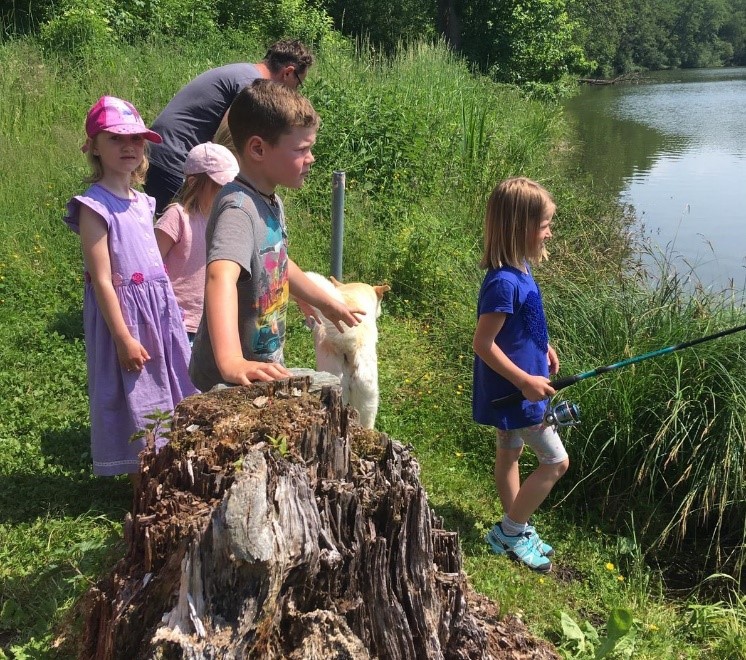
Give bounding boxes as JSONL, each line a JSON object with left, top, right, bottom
{"left": 496, "top": 423, "right": 568, "bottom": 465}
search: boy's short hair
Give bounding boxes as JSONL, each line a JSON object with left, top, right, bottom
{"left": 228, "top": 79, "right": 320, "bottom": 154}
{"left": 264, "top": 39, "right": 314, "bottom": 76}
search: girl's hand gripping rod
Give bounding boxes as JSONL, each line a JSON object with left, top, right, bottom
{"left": 491, "top": 322, "right": 746, "bottom": 409}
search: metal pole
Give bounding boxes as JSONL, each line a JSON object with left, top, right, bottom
{"left": 331, "top": 171, "right": 345, "bottom": 280}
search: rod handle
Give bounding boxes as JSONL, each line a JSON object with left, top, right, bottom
{"left": 490, "top": 375, "right": 580, "bottom": 409}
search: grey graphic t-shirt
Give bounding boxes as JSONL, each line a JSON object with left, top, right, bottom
{"left": 189, "top": 180, "right": 289, "bottom": 392}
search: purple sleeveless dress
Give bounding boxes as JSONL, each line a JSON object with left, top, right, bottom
{"left": 64, "top": 184, "right": 198, "bottom": 476}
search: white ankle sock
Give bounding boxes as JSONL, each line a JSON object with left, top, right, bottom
{"left": 501, "top": 515, "right": 528, "bottom": 536}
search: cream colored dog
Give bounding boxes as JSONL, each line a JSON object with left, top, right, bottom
{"left": 304, "top": 273, "right": 390, "bottom": 429}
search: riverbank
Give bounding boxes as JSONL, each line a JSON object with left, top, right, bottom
{"left": 1, "top": 34, "right": 745, "bottom": 658}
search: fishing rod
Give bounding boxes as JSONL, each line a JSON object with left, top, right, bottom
{"left": 491, "top": 321, "right": 746, "bottom": 409}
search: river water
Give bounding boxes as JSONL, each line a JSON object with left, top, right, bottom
{"left": 563, "top": 68, "right": 746, "bottom": 293}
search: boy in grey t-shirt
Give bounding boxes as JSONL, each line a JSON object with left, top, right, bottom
{"left": 189, "top": 80, "right": 364, "bottom": 391}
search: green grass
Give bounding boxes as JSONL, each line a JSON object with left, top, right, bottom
{"left": 1, "top": 33, "right": 745, "bottom": 658}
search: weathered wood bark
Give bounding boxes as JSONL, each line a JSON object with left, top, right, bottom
{"left": 80, "top": 377, "right": 560, "bottom": 659}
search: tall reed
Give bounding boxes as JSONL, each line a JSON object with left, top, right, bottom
{"left": 546, "top": 261, "right": 746, "bottom": 575}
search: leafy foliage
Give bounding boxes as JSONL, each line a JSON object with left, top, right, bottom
{"left": 215, "top": 0, "right": 337, "bottom": 48}
{"left": 557, "top": 607, "right": 636, "bottom": 658}
{"left": 11, "top": 0, "right": 746, "bottom": 83}
{"left": 320, "top": 0, "right": 436, "bottom": 53}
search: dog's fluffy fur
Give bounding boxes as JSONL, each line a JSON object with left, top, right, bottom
{"left": 304, "top": 273, "right": 390, "bottom": 429}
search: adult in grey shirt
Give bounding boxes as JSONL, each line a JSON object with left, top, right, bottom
{"left": 145, "top": 39, "right": 313, "bottom": 214}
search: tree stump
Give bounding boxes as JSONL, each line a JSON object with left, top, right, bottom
{"left": 79, "top": 377, "right": 560, "bottom": 659}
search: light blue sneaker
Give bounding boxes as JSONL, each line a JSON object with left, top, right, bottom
{"left": 526, "top": 524, "right": 554, "bottom": 557}
{"left": 485, "top": 524, "right": 508, "bottom": 555}
{"left": 485, "top": 522, "right": 554, "bottom": 557}
{"left": 485, "top": 523, "right": 552, "bottom": 573}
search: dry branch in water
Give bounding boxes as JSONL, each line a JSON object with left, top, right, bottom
{"left": 79, "top": 376, "right": 559, "bottom": 659}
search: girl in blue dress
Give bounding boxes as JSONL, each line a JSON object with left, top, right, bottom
{"left": 472, "top": 177, "right": 569, "bottom": 573}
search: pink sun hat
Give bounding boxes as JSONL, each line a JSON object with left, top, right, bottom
{"left": 82, "top": 96, "right": 162, "bottom": 152}
{"left": 184, "top": 142, "right": 239, "bottom": 186}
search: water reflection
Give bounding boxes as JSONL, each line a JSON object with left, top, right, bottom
{"left": 564, "top": 68, "right": 746, "bottom": 290}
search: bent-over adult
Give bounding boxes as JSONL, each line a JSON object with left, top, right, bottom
{"left": 145, "top": 39, "right": 313, "bottom": 214}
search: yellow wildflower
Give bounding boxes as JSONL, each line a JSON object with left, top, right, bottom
{"left": 605, "top": 562, "right": 615, "bottom": 571}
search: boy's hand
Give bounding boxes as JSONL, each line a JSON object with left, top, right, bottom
{"left": 318, "top": 299, "right": 365, "bottom": 333}
{"left": 518, "top": 374, "right": 556, "bottom": 402}
{"left": 219, "top": 357, "right": 292, "bottom": 385}
{"left": 294, "top": 297, "right": 321, "bottom": 325}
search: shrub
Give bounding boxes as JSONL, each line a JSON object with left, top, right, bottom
{"left": 128, "top": 0, "right": 218, "bottom": 41}
{"left": 39, "top": 0, "right": 218, "bottom": 49}
{"left": 215, "top": 0, "right": 336, "bottom": 48}
{"left": 39, "top": 0, "right": 112, "bottom": 56}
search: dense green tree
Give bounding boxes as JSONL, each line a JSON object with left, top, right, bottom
{"left": 437, "top": 0, "right": 592, "bottom": 82}
{"left": 720, "top": 0, "right": 746, "bottom": 64}
{"left": 572, "top": 0, "right": 740, "bottom": 74}
{"left": 671, "top": 0, "right": 728, "bottom": 66}
{"left": 320, "top": 0, "right": 437, "bottom": 52}
{"left": 567, "top": 0, "right": 633, "bottom": 77}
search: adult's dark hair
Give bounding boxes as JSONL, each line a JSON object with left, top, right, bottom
{"left": 228, "top": 79, "right": 319, "bottom": 153}
{"left": 264, "top": 40, "right": 314, "bottom": 76}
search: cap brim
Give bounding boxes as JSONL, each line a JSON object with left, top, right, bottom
{"left": 82, "top": 126, "right": 162, "bottom": 152}
{"left": 208, "top": 170, "right": 239, "bottom": 186}
{"left": 104, "top": 125, "right": 163, "bottom": 143}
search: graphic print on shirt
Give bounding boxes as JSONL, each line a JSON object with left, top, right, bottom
{"left": 252, "top": 213, "right": 289, "bottom": 358}
{"left": 522, "top": 289, "right": 549, "bottom": 353}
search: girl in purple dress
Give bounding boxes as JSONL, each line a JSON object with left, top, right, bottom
{"left": 64, "top": 96, "right": 198, "bottom": 483}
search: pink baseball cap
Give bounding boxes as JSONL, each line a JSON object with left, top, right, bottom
{"left": 82, "top": 96, "right": 162, "bottom": 152}
{"left": 184, "top": 142, "right": 239, "bottom": 186}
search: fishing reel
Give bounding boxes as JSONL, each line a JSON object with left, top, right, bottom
{"left": 544, "top": 400, "right": 581, "bottom": 428}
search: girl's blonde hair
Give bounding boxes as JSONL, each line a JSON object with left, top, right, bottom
{"left": 480, "top": 177, "right": 554, "bottom": 270}
{"left": 213, "top": 114, "right": 237, "bottom": 159}
{"left": 83, "top": 137, "right": 149, "bottom": 186}
{"left": 174, "top": 173, "right": 219, "bottom": 215}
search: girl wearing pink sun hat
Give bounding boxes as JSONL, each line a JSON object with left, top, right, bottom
{"left": 65, "top": 96, "right": 197, "bottom": 484}
{"left": 82, "top": 95, "right": 162, "bottom": 151}
{"left": 155, "top": 142, "right": 239, "bottom": 342}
